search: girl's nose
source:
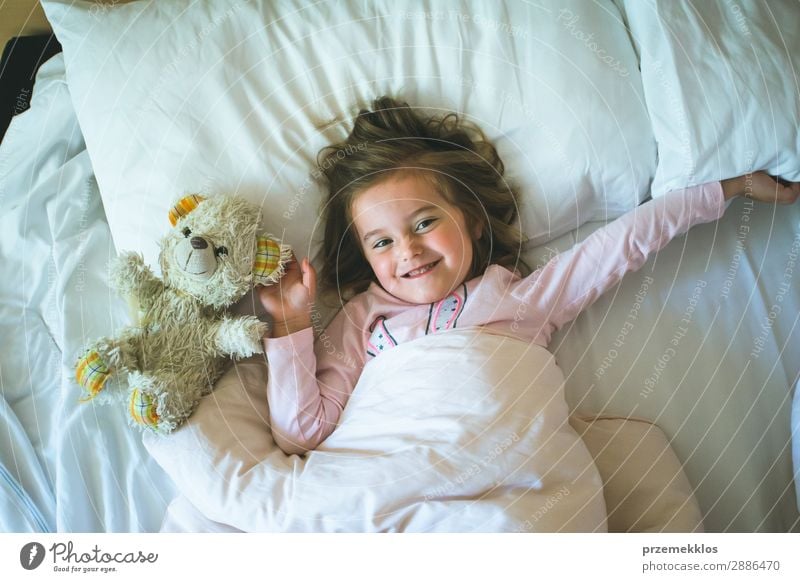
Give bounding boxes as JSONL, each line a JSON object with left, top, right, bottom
{"left": 399, "top": 236, "right": 422, "bottom": 261}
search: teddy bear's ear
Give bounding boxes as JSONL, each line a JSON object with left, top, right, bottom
{"left": 253, "top": 235, "right": 292, "bottom": 285}
{"left": 168, "top": 194, "right": 206, "bottom": 226}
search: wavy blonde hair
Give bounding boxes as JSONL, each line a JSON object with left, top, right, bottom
{"left": 317, "top": 96, "right": 525, "bottom": 300}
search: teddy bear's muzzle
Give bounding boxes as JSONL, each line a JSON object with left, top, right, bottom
{"left": 174, "top": 236, "right": 218, "bottom": 280}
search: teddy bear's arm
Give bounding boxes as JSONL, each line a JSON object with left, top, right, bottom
{"left": 214, "top": 315, "right": 269, "bottom": 358}
{"left": 109, "top": 251, "right": 164, "bottom": 309}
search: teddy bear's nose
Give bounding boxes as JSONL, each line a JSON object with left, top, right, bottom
{"left": 190, "top": 237, "right": 208, "bottom": 250}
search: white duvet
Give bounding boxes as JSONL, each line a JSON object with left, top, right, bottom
{"left": 145, "top": 330, "right": 607, "bottom": 532}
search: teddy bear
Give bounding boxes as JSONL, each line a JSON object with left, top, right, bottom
{"left": 74, "top": 194, "right": 290, "bottom": 434}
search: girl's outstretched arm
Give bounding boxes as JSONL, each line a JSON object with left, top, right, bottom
{"left": 512, "top": 173, "right": 798, "bottom": 342}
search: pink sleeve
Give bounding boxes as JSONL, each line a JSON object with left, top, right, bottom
{"left": 512, "top": 182, "right": 726, "bottom": 341}
{"left": 264, "top": 305, "right": 366, "bottom": 455}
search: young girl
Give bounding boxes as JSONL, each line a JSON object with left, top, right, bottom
{"left": 259, "top": 96, "right": 799, "bottom": 456}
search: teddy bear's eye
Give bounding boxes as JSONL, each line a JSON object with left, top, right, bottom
{"left": 215, "top": 246, "right": 228, "bottom": 257}
{"left": 182, "top": 227, "right": 191, "bottom": 237}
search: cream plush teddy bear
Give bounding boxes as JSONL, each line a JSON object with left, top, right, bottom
{"left": 75, "top": 194, "right": 290, "bottom": 434}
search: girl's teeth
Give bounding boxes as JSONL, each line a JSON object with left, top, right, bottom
{"left": 408, "top": 262, "right": 435, "bottom": 276}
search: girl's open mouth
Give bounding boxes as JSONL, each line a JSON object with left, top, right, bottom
{"left": 403, "top": 260, "right": 440, "bottom": 278}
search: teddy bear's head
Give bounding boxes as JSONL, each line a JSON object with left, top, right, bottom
{"left": 159, "top": 195, "right": 286, "bottom": 308}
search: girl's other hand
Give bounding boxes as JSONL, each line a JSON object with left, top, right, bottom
{"left": 721, "top": 171, "right": 800, "bottom": 203}
{"left": 257, "top": 254, "right": 317, "bottom": 338}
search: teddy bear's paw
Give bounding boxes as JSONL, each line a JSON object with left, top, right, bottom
{"left": 128, "top": 388, "right": 163, "bottom": 432}
{"left": 109, "top": 251, "right": 144, "bottom": 277}
{"left": 127, "top": 374, "right": 191, "bottom": 434}
{"left": 215, "top": 316, "right": 268, "bottom": 358}
{"left": 108, "top": 251, "right": 152, "bottom": 294}
{"left": 75, "top": 350, "right": 112, "bottom": 401}
{"left": 244, "top": 318, "right": 270, "bottom": 353}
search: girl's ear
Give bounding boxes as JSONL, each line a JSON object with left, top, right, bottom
{"left": 472, "top": 220, "right": 483, "bottom": 240}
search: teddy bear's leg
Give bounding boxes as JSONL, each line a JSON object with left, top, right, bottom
{"left": 75, "top": 346, "right": 112, "bottom": 401}
{"left": 127, "top": 373, "right": 161, "bottom": 432}
{"left": 127, "top": 372, "right": 200, "bottom": 435}
{"left": 75, "top": 331, "right": 142, "bottom": 402}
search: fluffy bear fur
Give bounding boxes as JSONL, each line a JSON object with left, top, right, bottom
{"left": 75, "top": 195, "right": 289, "bottom": 434}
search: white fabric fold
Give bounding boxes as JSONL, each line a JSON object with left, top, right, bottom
{"left": 146, "top": 330, "right": 607, "bottom": 532}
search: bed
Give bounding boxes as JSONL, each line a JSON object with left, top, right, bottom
{"left": 1, "top": 0, "right": 798, "bottom": 533}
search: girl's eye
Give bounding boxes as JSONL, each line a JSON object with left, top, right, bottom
{"left": 373, "top": 239, "right": 390, "bottom": 249}
{"left": 416, "top": 218, "right": 437, "bottom": 231}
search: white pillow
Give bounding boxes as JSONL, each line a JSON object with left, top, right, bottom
{"left": 42, "top": 0, "right": 655, "bottom": 269}
{"left": 569, "top": 416, "right": 703, "bottom": 532}
{"left": 619, "top": 0, "right": 800, "bottom": 196}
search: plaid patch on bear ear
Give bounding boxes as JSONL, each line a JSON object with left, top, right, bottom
{"left": 168, "top": 194, "right": 205, "bottom": 226}
{"left": 253, "top": 235, "right": 291, "bottom": 285}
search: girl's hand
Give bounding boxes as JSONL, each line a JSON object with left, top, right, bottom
{"left": 257, "top": 254, "right": 317, "bottom": 338}
{"left": 721, "top": 171, "right": 800, "bottom": 203}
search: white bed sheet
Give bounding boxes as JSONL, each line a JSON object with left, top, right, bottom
{"left": 0, "top": 54, "right": 176, "bottom": 532}
{"left": 1, "top": 52, "right": 798, "bottom": 533}
{"left": 541, "top": 199, "right": 800, "bottom": 531}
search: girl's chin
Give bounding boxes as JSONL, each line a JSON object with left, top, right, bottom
{"left": 394, "top": 282, "right": 459, "bottom": 305}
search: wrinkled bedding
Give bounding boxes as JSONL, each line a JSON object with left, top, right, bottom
{"left": 0, "top": 54, "right": 175, "bottom": 532}
{"left": 2, "top": 0, "right": 799, "bottom": 533}
{"left": 145, "top": 330, "right": 608, "bottom": 532}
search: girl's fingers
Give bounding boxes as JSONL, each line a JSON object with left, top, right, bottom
{"left": 302, "top": 257, "right": 318, "bottom": 299}
{"left": 777, "top": 181, "right": 799, "bottom": 204}
{"left": 286, "top": 254, "right": 301, "bottom": 274}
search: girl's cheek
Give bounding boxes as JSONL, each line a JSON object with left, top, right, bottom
{"left": 374, "top": 258, "right": 392, "bottom": 278}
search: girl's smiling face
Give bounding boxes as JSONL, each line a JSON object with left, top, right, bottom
{"left": 351, "top": 173, "right": 477, "bottom": 304}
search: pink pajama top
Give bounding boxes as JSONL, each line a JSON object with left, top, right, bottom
{"left": 264, "top": 182, "right": 726, "bottom": 454}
